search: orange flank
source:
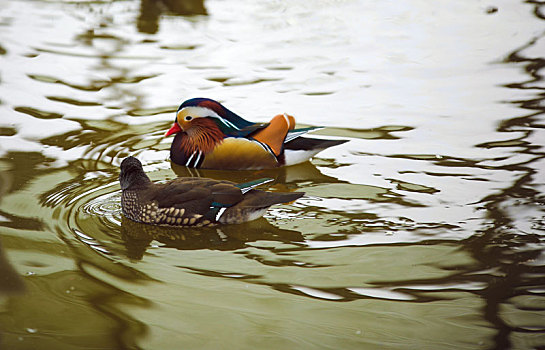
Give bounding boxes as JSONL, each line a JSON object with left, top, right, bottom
{"left": 252, "top": 114, "right": 296, "bottom": 156}
{"left": 201, "top": 138, "right": 278, "bottom": 170}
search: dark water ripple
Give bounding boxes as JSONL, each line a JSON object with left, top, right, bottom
{"left": 411, "top": 16, "right": 545, "bottom": 348}
{"left": 471, "top": 53, "right": 545, "bottom": 348}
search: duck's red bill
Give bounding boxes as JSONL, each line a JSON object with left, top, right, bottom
{"left": 165, "top": 122, "right": 182, "bottom": 137}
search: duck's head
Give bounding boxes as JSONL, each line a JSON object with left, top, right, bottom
{"left": 119, "top": 156, "right": 150, "bottom": 190}
{"left": 165, "top": 98, "right": 255, "bottom": 138}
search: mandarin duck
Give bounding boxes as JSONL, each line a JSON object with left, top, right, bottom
{"left": 119, "top": 156, "right": 304, "bottom": 226}
{"left": 165, "top": 98, "right": 347, "bottom": 170}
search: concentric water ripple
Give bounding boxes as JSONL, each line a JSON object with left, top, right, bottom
{"left": 81, "top": 191, "right": 123, "bottom": 227}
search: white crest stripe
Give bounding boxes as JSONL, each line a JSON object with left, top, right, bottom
{"left": 216, "top": 117, "right": 239, "bottom": 130}
{"left": 179, "top": 106, "right": 241, "bottom": 130}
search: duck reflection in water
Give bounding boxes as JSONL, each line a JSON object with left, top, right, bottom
{"left": 170, "top": 158, "right": 347, "bottom": 191}
{"left": 138, "top": 0, "right": 207, "bottom": 34}
{"left": 120, "top": 216, "right": 304, "bottom": 261}
{"left": 0, "top": 168, "right": 25, "bottom": 295}
{"left": 0, "top": 240, "right": 25, "bottom": 295}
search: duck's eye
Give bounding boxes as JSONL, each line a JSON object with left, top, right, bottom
{"left": 184, "top": 116, "right": 193, "bottom": 121}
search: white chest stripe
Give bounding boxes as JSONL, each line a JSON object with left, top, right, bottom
{"left": 193, "top": 151, "right": 202, "bottom": 167}
{"left": 185, "top": 152, "right": 196, "bottom": 166}
{"left": 185, "top": 151, "right": 203, "bottom": 167}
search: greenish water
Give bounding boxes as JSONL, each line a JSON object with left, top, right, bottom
{"left": 0, "top": 0, "right": 544, "bottom": 349}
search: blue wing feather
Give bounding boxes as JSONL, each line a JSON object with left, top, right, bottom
{"left": 236, "top": 178, "right": 274, "bottom": 194}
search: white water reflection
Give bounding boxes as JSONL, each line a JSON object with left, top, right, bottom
{"left": 0, "top": 0, "right": 544, "bottom": 349}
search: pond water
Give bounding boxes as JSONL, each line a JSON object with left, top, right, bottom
{"left": 0, "top": 0, "right": 544, "bottom": 349}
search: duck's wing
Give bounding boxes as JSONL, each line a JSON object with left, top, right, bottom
{"left": 235, "top": 178, "right": 274, "bottom": 194}
{"left": 220, "top": 180, "right": 305, "bottom": 224}
{"left": 227, "top": 123, "right": 269, "bottom": 137}
{"left": 147, "top": 178, "right": 245, "bottom": 215}
{"left": 283, "top": 126, "right": 323, "bottom": 143}
{"left": 284, "top": 136, "right": 348, "bottom": 151}
{"left": 232, "top": 190, "right": 304, "bottom": 209}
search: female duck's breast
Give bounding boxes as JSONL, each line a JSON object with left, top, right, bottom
{"left": 201, "top": 138, "right": 279, "bottom": 170}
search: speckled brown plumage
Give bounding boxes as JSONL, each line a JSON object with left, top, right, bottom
{"left": 119, "top": 156, "right": 304, "bottom": 226}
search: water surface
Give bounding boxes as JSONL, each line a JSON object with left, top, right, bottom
{"left": 0, "top": 0, "right": 544, "bottom": 349}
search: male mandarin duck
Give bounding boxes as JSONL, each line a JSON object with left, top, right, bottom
{"left": 165, "top": 98, "right": 347, "bottom": 170}
{"left": 119, "top": 156, "right": 304, "bottom": 226}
